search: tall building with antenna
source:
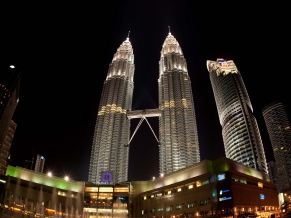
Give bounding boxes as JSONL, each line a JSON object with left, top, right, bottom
{"left": 207, "top": 59, "right": 268, "bottom": 174}
{"left": 262, "top": 101, "right": 291, "bottom": 192}
{"left": 88, "top": 35, "right": 134, "bottom": 184}
{"left": 158, "top": 31, "right": 200, "bottom": 175}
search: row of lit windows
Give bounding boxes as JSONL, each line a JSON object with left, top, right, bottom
{"left": 85, "top": 186, "right": 129, "bottom": 193}
{"left": 141, "top": 200, "right": 209, "bottom": 215}
{"left": 232, "top": 177, "right": 266, "bottom": 189}
{"left": 143, "top": 179, "right": 209, "bottom": 200}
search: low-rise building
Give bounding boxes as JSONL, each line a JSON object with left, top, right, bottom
{"left": 130, "top": 158, "right": 279, "bottom": 218}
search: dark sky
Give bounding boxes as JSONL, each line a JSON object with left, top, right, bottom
{"left": 3, "top": 1, "right": 290, "bottom": 181}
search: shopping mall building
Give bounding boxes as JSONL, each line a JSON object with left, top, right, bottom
{"left": 0, "top": 157, "right": 280, "bottom": 218}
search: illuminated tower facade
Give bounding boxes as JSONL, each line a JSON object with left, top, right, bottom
{"left": 262, "top": 101, "right": 291, "bottom": 192}
{"left": 207, "top": 59, "right": 268, "bottom": 174}
{"left": 158, "top": 32, "right": 200, "bottom": 175}
{"left": 89, "top": 37, "right": 134, "bottom": 184}
{"left": 34, "top": 154, "right": 45, "bottom": 173}
{"left": 0, "top": 64, "right": 20, "bottom": 175}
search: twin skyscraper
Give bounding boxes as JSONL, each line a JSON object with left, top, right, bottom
{"left": 88, "top": 32, "right": 268, "bottom": 185}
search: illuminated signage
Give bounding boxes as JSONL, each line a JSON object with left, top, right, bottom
{"left": 219, "top": 197, "right": 232, "bottom": 201}
{"left": 260, "top": 194, "right": 265, "bottom": 199}
{"left": 218, "top": 60, "right": 229, "bottom": 67}
{"left": 219, "top": 189, "right": 230, "bottom": 195}
{"left": 218, "top": 174, "right": 225, "bottom": 181}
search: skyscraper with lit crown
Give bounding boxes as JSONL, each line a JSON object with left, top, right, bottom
{"left": 88, "top": 36, "right": 134, "bottom": 184}
{"left": 207, "top": 59, "right": 268, "bottom": 174}
{"left": 262, "top": 101, "right": 291, "bottom": 192}
{"left": 158, "top": 32, "right": 200, "bottom": 175}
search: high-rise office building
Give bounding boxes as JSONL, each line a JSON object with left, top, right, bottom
{"left": 207, "top": 59, "right": 268, "bottom": 174}
{"left": 23, "top": 149, "right": 35, "bottom": 170}
{"left": 158, "top": 32, "right": 200, "bottom": 175}
{"left": 262, "top": 101, "right": 291, "bottom": 192}
{"left": 34, "top": 154, "right": 45, "bottom": 173}
{"left": 0, "top": 64, "right": 20, "bottom": 175}
{"left": 89, "top": 37, "right": 134, "bottom": 184}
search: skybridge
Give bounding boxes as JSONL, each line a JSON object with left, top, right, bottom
{"left": 125, "top": 109, "right": 161, "bottom": 147}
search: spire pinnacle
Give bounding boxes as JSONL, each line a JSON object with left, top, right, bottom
{"left": 168, "top": 26, "right": 171, "bottom": 35}
{"left": 126, "top": 31, "right": 130, "bottom": 41}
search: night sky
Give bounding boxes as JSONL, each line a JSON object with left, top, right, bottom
{"left": 3, "top": 1, "right": 290, "bottom": 182}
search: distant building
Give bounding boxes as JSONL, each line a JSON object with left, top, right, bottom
{"left": 23, "top": 149, "right": 35, "bottom": 170}
{"left": 34, "top": 154, "right": 45, "bottom": 173}
{"left": 262, "top": 101, "right": 291, "bottom": 193}
{"left": 207, "top": 59, "right": 268, "bottom": 174}
{"left": 0, "top": 64, "right": 20, "bottom": 175}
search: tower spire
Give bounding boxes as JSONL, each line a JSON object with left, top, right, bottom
{"left": 168, "top": 26, "right": 171, "bottom": 35}
{"left": 126, "top": 31, "right": 130, "bottom": 41}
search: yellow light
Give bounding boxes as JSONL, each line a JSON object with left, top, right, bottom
{"left": 64, "top": 176, "right": 69, "bottom": 181}
{"left": 47, "top": 172, "right": 52, "bottom": 177}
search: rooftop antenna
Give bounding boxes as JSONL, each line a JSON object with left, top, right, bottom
{"left": 127, "top": 31, "right": 130, "bottom": 38}
{"left": 168, "top": 26, "right": 171, "bottom": 34}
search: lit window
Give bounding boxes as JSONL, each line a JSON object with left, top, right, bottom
{"left": 188, "top": 203, "right": 195, "bottom": 208}
{"left": 151, "top": 195, "right": 154, "bottom": 198}
{"left": 156, "top": 193, "right": 162, "bottom": 197}
{"left": 157, "top": 207, "right": 163, "bottom": 212}
{"left": 143, "top": 196, "right": 147, "bottom": 200}
{"left": 188, "top": 185, "right": 193, "bottom": 189}
{"left": 258, "top": 182, "right": 263, "bottom": 188}
{"left": 240, "top": 179, "right": 247, "bottom": 184}
{"left": 218, "top": 174, "right": 225, "bottom": 181}
{"left": 196, "top": 181, "right": 201, "bottom": 187}
{"left": 167, "top": 190, "right": 171, "bottom": 195}
{"left": 202, "top": 180, "right": 209, "bottom": 185}
{"left": 177, "top": 188, "right": 182, "bottom": 192}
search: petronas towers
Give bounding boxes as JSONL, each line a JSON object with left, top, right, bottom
{"left": 89, "top": 32, "right": 269, "bottom": 185}
{"left": 88, "top": 32, "right": 200, "bottom": 184}
{"left": 158, "top": 33, "right": 199, "bottom": 174}
{"left": 88, "top": 37, "right": 134, "bottom": 184}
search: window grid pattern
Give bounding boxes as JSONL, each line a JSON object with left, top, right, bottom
{"left": 158, "top": 33, "right": 200, "bottom": 175}
{"left": 88, "top": 38, "right": 134, "bottom": 184}
{"left": 207, "top": 59, "right": 268, "bottom": 174}
{"left": 262, "top": 102, "right": 291, "bottom": 192}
